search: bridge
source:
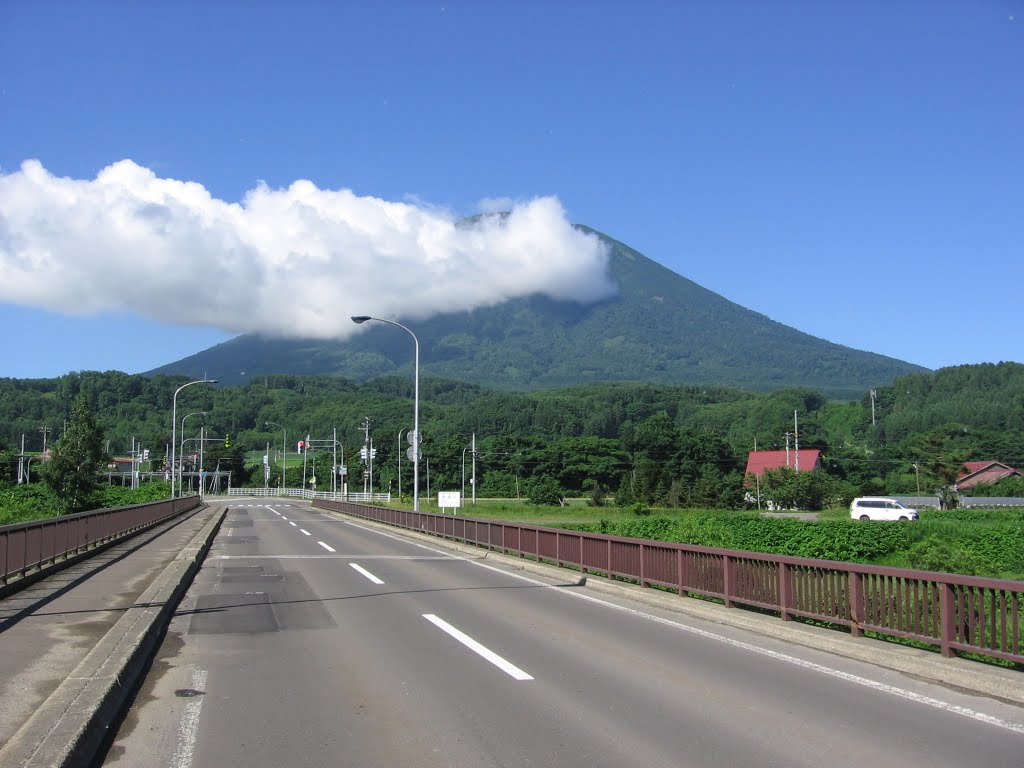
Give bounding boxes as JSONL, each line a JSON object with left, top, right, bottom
{"left": 1, "top": 498, "right": 1022, "bottom": 767}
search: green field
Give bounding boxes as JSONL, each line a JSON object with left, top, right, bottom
{"left": 385, "top": 499, "right": 1024, "bottom": 581}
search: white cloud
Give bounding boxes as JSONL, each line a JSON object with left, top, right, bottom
{"left": 0, "top": 160, "right": 615, "bottom": 339}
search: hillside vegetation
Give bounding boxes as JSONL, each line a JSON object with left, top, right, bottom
{"left": 149, "top": 227, "right": 925, "bottom": 398}
{"left": 2, "top": 362, "right": 1022, "bottom": 511}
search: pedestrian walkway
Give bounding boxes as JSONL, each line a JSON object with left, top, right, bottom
{"left": 0, "top": 504, "right": 223, "bottom": 751}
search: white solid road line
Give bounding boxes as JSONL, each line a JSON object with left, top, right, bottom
{"left": 171, "top": 667, "right": 208, "bottom": 768}
{"left": 350, "top": 563, "right": 385, "bottom": 584}
{"left": 423, "top": 613, "right": 534, "bottom": 681}
{"left": 300, "top": 529, "right": 312, "bottom": 536}
{"left": 318, "top": 541, "right": 336, "bottom": 553}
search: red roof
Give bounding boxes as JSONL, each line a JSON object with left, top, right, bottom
{"left": 956, "top": 461, "right": 1021, "bottom": 490}
{"left": 960, "top": 461, "right": 995, "bottom": 475}
{"left": 744, "top": 449, "right": 822, "bottom": 478}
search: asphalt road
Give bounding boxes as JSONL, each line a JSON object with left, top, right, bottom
{"left": 101, "top": 500, "right": 1024, "bottom": 768}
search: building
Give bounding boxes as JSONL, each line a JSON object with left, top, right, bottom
{"left": 955, "top": 461, "right": 1022, "bottom": 491}
{"left": 744, "top": 449, "right": 823, "bottom": 480}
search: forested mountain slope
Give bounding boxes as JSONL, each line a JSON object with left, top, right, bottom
{"left": 148, "top": 227, "right": 925, "bottom": 399}
{"left": 3, "top": 363, "right": 1021, "bottom": 502}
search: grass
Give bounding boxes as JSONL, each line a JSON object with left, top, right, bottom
{"left": 383, "top": 498, "right": 788, "bottom": 530}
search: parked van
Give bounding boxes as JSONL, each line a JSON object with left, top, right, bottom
{"left": 849, "top": 497, "right": 919, "bottom": 521}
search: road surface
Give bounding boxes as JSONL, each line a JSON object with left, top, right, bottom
{"left": 102, "top": 501, "right": 1024, "bottom": 768}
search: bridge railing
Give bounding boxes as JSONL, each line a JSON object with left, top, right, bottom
{"left": 0, "top": 495, "right": 202, "bottom": 588}
{"left": 313, "top": 499, "right": 1024, "bottom": 666}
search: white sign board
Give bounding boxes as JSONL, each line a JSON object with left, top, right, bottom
{"left": 437, "top": 491, "right": 461, "bottom": 509}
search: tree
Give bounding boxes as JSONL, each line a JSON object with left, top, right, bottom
{"left": 44, "top": 395, "right": 105, "bottom": 514}
{"left": 524, "top": 475, "right": 564, "bottom": 506}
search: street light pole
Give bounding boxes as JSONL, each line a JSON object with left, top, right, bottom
{"left": 171, "top": 379, "right": 217, "bottom": 498}
{"left": 352, "top": 316, "right": 420, "bottom": 513}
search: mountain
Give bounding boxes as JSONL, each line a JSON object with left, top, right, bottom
{"left": 148, "top": 227, "right": 927, "bottom": 399}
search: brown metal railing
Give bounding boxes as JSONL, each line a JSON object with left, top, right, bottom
{"left": 1, "top": 496, "right": 202, "bottom": 587}
{"left": 314, "top": 500, "right": 1024, "bottom": 665}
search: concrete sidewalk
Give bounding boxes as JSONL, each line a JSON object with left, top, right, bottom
{"left": 0, "top": 503, "right": 225, "bottom": 768}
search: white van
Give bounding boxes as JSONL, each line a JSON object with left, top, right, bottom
{"left": 849, "top": 497, "right": 919, "bottom": 521}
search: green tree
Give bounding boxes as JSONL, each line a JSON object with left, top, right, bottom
{"left": 524, "top": 475, "right": 564, "bottom": 506}
{"left": 44, "top": 395, "right": 106, "bottom": 514}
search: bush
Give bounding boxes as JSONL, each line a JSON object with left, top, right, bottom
{"left": 524, "top": 476, "right": 564, "bottom": 507}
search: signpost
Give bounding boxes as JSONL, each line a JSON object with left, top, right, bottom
{"left": 438, "top": 491, "right": 461, "bottom": 515}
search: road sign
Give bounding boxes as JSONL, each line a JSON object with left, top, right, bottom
{"left": 438, "top": 491, "right": 461, "bottom": 508}
{"left": 406, "top": 446, "right": 418, "bottom": 461}
{"left": 407, "top": 430, "right": 421, "bottom": 445}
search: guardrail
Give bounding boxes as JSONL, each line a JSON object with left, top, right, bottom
{"left": 226, "top": 488, "right": 391, "bottom": 502}
{"left": 314, "top": 500, "right": 1024, "bottom": 666}
{"left": 1, "top": 496, "right": 202, "bottom": 588}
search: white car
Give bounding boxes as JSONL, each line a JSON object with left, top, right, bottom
{"left": 849, "top": 497, "right": 919, "bottom": 521}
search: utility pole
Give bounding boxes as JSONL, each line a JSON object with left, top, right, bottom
{"left": 39, "top": 424, "right": 51, "bottom": 456}
{"left": 398, "top": 427, "right": 408, "bottom": 500}
{"left": 471, "top": 432, "right": 477, "bottom": 505}
{"left": 794, "top": 411, "right": 800, "bottom": 472}
{"left": 18, "top": 433, "right": 25, "bottom": 484}
{"left": 360, "top": 417, "right": 372, "bottom": 496}
{"left": 784, "top": 432, "right": 791, "bottom": 468}
{"left": 302, "top": 433, "right": 310, "bottom": 490}
{"left": 199, "top": 426, "right": 205, "bottom": 497}
{"left": 870, "top": 389, "right": 877, "bottom": 427}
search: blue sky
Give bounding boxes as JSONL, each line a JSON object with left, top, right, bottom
{"left": 1, "top": 1, "right": 1021, "bottom": 381}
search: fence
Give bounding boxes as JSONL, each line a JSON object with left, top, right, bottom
{"left": 960, "top": 497, "right": 1024, "bottom": 508}
{"left": 314, "top": 500, "right": 1024, "bottom": 666}
{"left": 226, "top": 488, "right": 390, "bottom": 502}
{"left": 1, "top": 495, "right": 202, "bottom": 587}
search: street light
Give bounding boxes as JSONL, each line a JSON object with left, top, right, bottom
{"left": 912, "top": 463, "right": 921, "bottom": 495}
{"left": 170, "top": 379, "right": 217, "bottom": 498}
{"left": 179, "top": 411, "right": 208, "bottom": 497}
{"left": 266, "top": 421, "right": 286, "bottom": 493}
{"left": 352, "top": 316, "right": 420, "bottom": 513}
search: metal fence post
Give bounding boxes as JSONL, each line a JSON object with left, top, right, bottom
{"left": 779, "top": 562, "right": 792, "bottom": 622}
{"left": 849, "top": 571, "right": 864, "bottom": 637}
{"left": 939, "top": 582, "right": 956, "bottom": 657}
{"left": 639, "top": 543, "right": 646, "bottom": 588}
{"left": 723, "top": 554, "right": 734, "bottom": 609}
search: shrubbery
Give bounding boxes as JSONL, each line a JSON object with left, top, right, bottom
{"left": 569, "top": 510, "right": 1024, "bottom": 580}
{"left": 0, "top": 480, "right": 170, "bottom": 525}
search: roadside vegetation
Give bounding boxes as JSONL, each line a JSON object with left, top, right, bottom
{"left": 2, "top": 363, "right": 1022, "bottom": 580}
{"left": 403, "top": 499, "right": 1024, "bottom": 582}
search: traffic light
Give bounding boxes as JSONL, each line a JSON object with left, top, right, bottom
{"left": 224, "top": 433, "right": 231, "bottom": 449}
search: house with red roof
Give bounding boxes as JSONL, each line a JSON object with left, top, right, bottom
{"left": 955, "top": 461, "right": 1022, "bottom": 491}
{"left": 744, "top": 449, "right": 822, "bottom": 480}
